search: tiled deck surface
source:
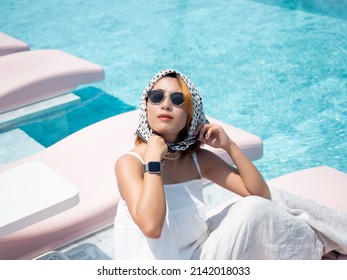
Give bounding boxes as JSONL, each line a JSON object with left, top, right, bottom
{"left": 57, "top": 225, "right": 115, "bottom": 260}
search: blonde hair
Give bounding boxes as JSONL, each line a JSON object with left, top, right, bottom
{"left": 135, "top": 73, "right": 202, "bottom": 152}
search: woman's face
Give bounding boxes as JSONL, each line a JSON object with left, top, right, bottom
{"left": 147, "top": 76, "right": 188, "bottom": 143}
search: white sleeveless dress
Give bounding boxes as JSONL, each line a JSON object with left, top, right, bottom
{"left": 114, "top": 152, "right": 208, "bottom": 259}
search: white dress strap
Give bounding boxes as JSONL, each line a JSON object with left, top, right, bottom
{"left": 191, "top": 152, "right": 202, "bottom": 177}
{"left": 125, "top": 151, "right": 145, "bottom": 164}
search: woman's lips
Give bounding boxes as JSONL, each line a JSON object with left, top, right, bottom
{"left": 158, "top": 114, "right": 173, "bottom": 120}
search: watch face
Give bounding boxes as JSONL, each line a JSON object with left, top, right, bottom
{"left": 147, "top": 161, "right": 162, "bottom": 173}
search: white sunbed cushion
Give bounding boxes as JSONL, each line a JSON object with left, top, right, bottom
{"left": 0, "top": 161, "right": 79, "bottom": 238}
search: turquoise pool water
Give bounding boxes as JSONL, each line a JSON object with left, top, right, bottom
{"left": 1, "top": 0, "right": 346, "bottom": 179}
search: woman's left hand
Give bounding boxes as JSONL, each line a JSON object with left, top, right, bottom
{"left": 195, "top": 123, "right": 233, "bottom": 150}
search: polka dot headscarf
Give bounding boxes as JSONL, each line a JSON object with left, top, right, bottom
{"left": 136, "top": 69, "right": 209, "bottom": 152}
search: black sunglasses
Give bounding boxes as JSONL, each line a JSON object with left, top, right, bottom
{"left": 147, "top": 90, "right": 185, "bottom": 106}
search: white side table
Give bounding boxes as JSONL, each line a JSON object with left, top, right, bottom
{"left": 0, "top": 161, "right": 79, "bottom": 237}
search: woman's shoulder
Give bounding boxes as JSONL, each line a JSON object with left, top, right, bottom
{"left": 195, "top": 147, "right": 217, "bottom": 159}
{"left": 194, "top": 148, "right": 224, "bottom": 171}
{"left": 115, "top": 146, "right": 145, "bottom": 169}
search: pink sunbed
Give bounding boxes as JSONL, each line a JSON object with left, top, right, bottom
{"left": 0, "top": 110, "right": 262, "bottom": 259}
{"left": 0, "top": 49, "right": 104, "bottom": 113}
{"left": 0, "top": 32, "right": 29, "bottom": 57}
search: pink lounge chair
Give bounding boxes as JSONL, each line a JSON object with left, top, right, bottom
{"left": 0, "top": 32, "right": 29, "bottom": 57}
{"left": 0, "top": 110, "right": 263, "bottom": 259}
{"left": 0, "top": 49, "right": 104, "bottom": 113}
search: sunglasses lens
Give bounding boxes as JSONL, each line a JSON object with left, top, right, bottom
{"left": 147, "top": 90, "right": 164, "bottom": 104}
{"left": 147, "top": 90, "right": 185, "bottom": 106}
{"left": 170, "top": 92, "right": 185, "bottom": 106}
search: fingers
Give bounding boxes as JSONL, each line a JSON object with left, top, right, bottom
{"left": 195, "top": 124, "right": 209, "bottom": 141}
{"left": 195, "top": 123, "right": 230, "bottom": 147}
{"left": 195, "top": 123, "right": 222, "bottom": 141}
{"left": 147, "top": 135, "right": 168, "bottom": 158}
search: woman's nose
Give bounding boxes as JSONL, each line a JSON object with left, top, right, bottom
{"left": 161, "top": 96, "right": 172, "bottom": 110}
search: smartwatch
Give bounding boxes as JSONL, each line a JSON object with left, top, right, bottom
{"left": 144, "top": 161, "right": 162, "bottom": 174}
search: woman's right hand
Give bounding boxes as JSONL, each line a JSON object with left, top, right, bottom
{"left": 145, "top": 135, "right": 168, "bottom": 162}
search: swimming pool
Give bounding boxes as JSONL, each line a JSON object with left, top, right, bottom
{"left": 1, "top": 0, "right": 346, "bottom": 179}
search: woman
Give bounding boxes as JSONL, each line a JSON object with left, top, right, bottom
{"left": 114, "top": 69, "right": 347, "bottom": 259}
